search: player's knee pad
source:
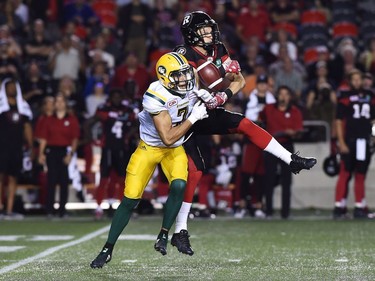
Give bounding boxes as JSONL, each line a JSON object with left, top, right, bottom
{"left": 170, "top": 179, "right": 186, "bottom": 197}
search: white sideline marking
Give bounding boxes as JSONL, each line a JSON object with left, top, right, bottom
{"left": 0, "top": 246, "right": 25, "bottom": 253}
{"left": 335, "top": 258, "right": 349, "bottom": 262}
{"left": 0, "top": 236, "right": 25, "bottom": 241}
{"left": 121, "top": 260, "right": 137, "bottom": 263}
{"left": 0, "top": 225, "right": 110, "bottom": 275}
{"left": 228, "top": 259, "right": 241, "bottom": 262}
{"left": 27, "top": 235, "right": 74, "bottom": 241}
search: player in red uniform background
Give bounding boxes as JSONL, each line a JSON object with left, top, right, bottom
{"left": 169, "top": 11, "right": 317, "bottom": 255}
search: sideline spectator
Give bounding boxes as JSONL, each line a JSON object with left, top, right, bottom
{"left": 236, "top": 75, "right": 276, "bottom": 218}
{"left": 0, "top": 78, "right": 33, "bottom": 219}
{"left": 38, "top": 93, "right": 80, "bottom": 218}
{"left": 261, "top": 85, "right": 303, "bottom": 219}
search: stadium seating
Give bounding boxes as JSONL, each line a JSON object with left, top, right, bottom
{"left": 301, "top": 10, "right": 327, "bottom": 25}
{"left": 332, "top": 22, "right": 359, "bottom": 40}
{"left": 273, "top": 22, "right": 298, "bottom": 39}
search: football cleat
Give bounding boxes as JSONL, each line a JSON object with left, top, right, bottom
{"left": 289, "top": 153, "right": 317, "bottom": 174}
{"left": 333, "top": 207, "right": 349, "bottom": 219}
{"left": 353, "top": 207, "right": 375, "bottom": 219}
{"left": 171, "top": 230, "right": 194, "bottom": 256}
{"left": 154, "top": 234, "right": 168, "bottom": 256}
{"left": 90, "top": 248, "right": 112, "bottom": 268}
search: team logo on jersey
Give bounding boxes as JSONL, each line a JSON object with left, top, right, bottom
{"left": 167, "top": 99, "right": 178, "bottom": 108}
{"left": 12, "top": 112, "right": 19, "bottom": 122}
{"left": 64, "top": 120, "right": 70, "bottom": 126}
{"left": 158, "top": 65, "right": 166, "bottom": 76}
{"left": 215, "top": 59, "right": 222, "bottom": 67}
{"left": 176, "top": 47, "right": 186, "bottom": 55}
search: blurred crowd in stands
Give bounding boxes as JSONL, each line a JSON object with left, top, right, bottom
{"left": 0, "top": 0, "right": 375, "bottom": 219}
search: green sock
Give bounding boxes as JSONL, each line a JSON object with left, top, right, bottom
{"left": 107, "top": 196, "right": 139, "bottom": 245}
{"left": 162, "top": 179, "right": 186, "bottom": 230}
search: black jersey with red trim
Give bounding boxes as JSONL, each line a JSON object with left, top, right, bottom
{"left": 96, "top": 101, "right": 136, "bottom": 149}
{"left": 336, "top": 89, "right": 375, "bottom": 139}
{"left": 174, "top": 43, "right": 230, "bottom": 75}
{"left": 0, "top": 105, "right": 31, "bottom": 149}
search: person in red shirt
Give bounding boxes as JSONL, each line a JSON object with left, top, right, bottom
{"left": 110, "top": 52, "right": 150, "bottom": 102}
{"left": 260, "top": 85, "right": 303, "bottom": 219}
{"left": 38, "top": 93, "right": 80, "bottom": 218}
{"left": 236, "top": 0, "right": 271, "bottom": 44}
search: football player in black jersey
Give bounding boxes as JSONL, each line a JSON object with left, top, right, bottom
{"left": 169, "top": 11, "right": 317, "bottom": 255}
{"left": 333, "top": 69, "right": 375, "bottom": 219}
{"left": 94, "top": 89, "right": 138, "bottom": 219}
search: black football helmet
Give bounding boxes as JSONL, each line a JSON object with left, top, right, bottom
{"left": 323, "top": 154, "right": 340, "bottom": 177}
{"left": 180, "top": 11, "right": 221, "bottom": 49}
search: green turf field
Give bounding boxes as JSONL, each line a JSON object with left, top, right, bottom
{"left": 0, "top": 215, "right": 374, "bottom": 281}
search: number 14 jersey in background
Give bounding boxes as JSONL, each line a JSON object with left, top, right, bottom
{"left": 336, "top": 89, "right": 375, "bottom": 140}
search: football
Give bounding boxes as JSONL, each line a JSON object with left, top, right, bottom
{"left": 197, "top": 59, "right": 231, "bottom": 92}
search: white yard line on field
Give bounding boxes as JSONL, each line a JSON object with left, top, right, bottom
{"left": 0, "top": 225, "right": 110, "bottom": 275}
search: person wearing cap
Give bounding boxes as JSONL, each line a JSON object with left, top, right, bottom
{"left": 260, "top": 85, "right": 304, "bottom": 219}
{"left": 236, "top": 74, "right": 276, "bottom": 218}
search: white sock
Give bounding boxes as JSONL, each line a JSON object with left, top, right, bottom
{"left": 264, "top": 138, "right": 292, "bottom": 164}
{"left": 174, "top": 202, "right": 192, "bottom": 233}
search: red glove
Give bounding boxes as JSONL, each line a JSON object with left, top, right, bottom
{"left": 225, "top": 60, "right": 241, "bottom": 74}
{"left": 205, "top": 92, "right": 228, "bottom": 110}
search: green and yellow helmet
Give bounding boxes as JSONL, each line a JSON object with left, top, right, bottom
{"left": 156, "top": 52, "right": 195, "bottom": 95}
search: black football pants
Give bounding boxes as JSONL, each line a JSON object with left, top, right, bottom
{"left": 264, "top": 142, "right": 294, "bottom": 218}
{"left": 45, "top": 146, "right": 69, "bottom": 216}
